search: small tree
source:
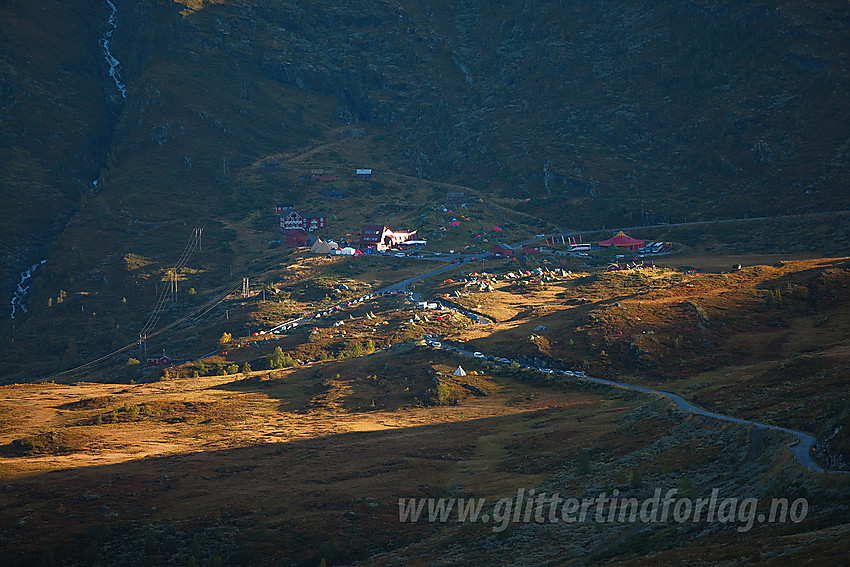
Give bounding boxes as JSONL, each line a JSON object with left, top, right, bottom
{"left": 241, "top": 362, "right": 252, "bottom": 375}
{"left": 269, "top": 346, "right": 286, "bottom": 369}
{"left": 218, "top": 332, "right": 232, "bottom": 346}
{"left": 127, "top": 404, "right": 140, "bottom": 419}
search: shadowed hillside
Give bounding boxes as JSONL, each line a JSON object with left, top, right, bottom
{"left": 2, "top": 0, "right": 849, "bottom": 379}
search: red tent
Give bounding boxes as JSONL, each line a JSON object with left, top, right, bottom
{"left": 598, "top": 231, "right": 645, "bottom": 250}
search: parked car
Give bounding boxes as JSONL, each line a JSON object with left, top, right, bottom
{"left": 473, "top": 352, "right": 485, "bottom": 359}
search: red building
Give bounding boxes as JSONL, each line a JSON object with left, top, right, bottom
{"left": 598, "top": 231, "right": 645, "bottom": 250}
{"left": 284, "top": 229, "right": 308, "bottom": 247}
{"left": 146, "top": 355, "right": 171, "bottom": 366}
{"left": 279, "top": 208, "right": 326, "bottom": 232}
{"left": 490, "top": 244, "right": 515, "bottom": 258}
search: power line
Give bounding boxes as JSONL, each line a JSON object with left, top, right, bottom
{"left": 144, "top": 281, "right": 242, "bottom": 341}
{"left": 139, "top": 227, "right": 202, "bottom": 338}
{"left": 47, "top": 280, "right": 243, "bottom": 381}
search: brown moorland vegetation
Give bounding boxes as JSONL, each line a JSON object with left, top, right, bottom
{"left": 2, "top": 255, "right": 849, "bottom": 565}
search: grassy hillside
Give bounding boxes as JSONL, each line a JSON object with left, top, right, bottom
{"left": 2, "top": 0, "right": 849, "bottom": 382}
{"left": 2, "top": 310, "right": 849, "bottom": 565}
{"left": 2, "top": 345, "right": 849, "bottom": 566}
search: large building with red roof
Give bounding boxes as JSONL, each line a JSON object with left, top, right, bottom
{"left": 598, "top": 231, "right": 645, "bottom": 250}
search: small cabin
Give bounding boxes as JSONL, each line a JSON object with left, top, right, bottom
{"left": 321, "top": 189, "right": 347, "bottom": 200}
{"left": 147, "top": 355, "right": 171, "bottom": 366}
{"left": 311, "top": 170, "right": 336, "bottom": 181}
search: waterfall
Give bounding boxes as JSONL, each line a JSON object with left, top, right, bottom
{"left": 100, "top": 0, "right": 126, "bottom": 99}
{"left": 10, "top": 260, "right": 46, "bottom": 319}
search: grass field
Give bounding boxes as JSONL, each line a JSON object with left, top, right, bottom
{"left": 2, "top": 254, "right": 849, "bottom": 565}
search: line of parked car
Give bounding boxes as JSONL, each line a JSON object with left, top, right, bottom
{"left": 422, "top": 335, "right": 587, "bottom": 378}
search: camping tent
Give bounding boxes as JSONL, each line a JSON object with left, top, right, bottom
{"left": 310, "top": 239, "right": 332, "bottom": 254}
{"left": 453, "top": 366, "right": 467, "bottom": 376}
{"left": 598, "top": 231, "right": 645, "bottom": 250}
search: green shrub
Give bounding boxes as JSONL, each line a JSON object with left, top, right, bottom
{"left": 268, "top": 346, "right": 286, "bottom": 369}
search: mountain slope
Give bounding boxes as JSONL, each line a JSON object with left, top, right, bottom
{"left": 1, "top": 0, "right": 849, "bottom": 380}
{"left": 0, "top": 0, "right": 116, "bottom": 301}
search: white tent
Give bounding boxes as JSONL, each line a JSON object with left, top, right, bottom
{"left": 310, "top": 239, "right": 332, "bottom": 254}
{"left": 453, "top": 366, "right": 466, "bottom": 376}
